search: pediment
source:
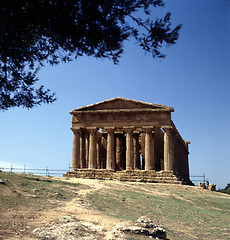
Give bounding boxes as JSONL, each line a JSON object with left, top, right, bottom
{"left": 71, "top": 97, "right": 173, "bottom": 113}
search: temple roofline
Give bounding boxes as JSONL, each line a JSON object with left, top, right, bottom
{"left": 70, "top": 97, "right": 174, "bottom": 114}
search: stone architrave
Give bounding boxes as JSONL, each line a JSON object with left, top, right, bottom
{"left": 88, "top": 128, "right": 97, "bottom": 169}
{"left": 105, "top": 128, "right": 115, "bottom": 170}
{"left": 125, "top": 128, "right": 134, "bottom": 170}
{"left": 143, "top": 127, "right": 154, "bottom": 170}
{"left": 71, "top": 128, "right": 80, "bottom": 170}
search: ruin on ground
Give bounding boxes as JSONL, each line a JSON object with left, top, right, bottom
{"left": 64, "top": 97, "right": 192, "bottom": 185}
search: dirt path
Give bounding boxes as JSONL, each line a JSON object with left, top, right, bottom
{"left": 32, "top": 178, "right": 120, "bottom": 232}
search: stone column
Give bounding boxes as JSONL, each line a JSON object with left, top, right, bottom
{"left": 140, "top": 133, "right": 145, "bottom": 170}
{"left": 101, "top": 135, "right": 107, "bottom": 169}
{"left": 163, "top": 128, "right": 173, "bottom": 171}
{"left": 184, "top": 140, "right": 190, "bottom": 179}
{"left": 133, "top": 133, "right": 140, "bottom": 169}
{"left": 144, "top": 127, "right": 154, "bottom": 170}
{"left": 125, "top": 128, "right": 134, "bottom": 170}
{"left": 80, "top": 130, "right": 86, "bottom": 168}
{"left": 71, "top": 128, "right": 80, "bottom": 170}
{"left": 88, "top": 128, "right": 97, "bottom": 169}
{"left": 116, "top": 134, "right": 124, "bottom": 170}
{"left": 106, "top": 128, "right": 115, "bottom": 170}
{"left": 96, "top": 133, "right": 102, "bottom": 169}
{"left": 85, "top": 132, "right": 89, "bottom": 168}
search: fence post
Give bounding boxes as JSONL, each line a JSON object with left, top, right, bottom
{"left": 46, "top": 166, "right": 50, "bottom": 176}
{"left": 24, "top": 165, "right": 26, "bottom": 173}
{"left": 10, "top": 165, "right": 13, "bottom": 172}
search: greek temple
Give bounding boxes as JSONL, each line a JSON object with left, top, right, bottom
{"left": 64, "top": 97, "right": 192, "bottom": 184}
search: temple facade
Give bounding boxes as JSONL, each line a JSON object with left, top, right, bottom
{"left": 64, "top": 98, "right": 192, "bottom": 184}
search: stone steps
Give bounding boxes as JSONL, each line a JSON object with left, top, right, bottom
{"left": 64, "top": 170, "right": 192, "bottom": 185}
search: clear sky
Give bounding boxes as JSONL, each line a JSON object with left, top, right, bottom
{"left": 0, "top": 0, "right": 229, "bottom": 188}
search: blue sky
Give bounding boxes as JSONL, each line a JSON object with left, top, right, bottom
{"left": 0, "top": 0, "right": 229, "bottom": 188}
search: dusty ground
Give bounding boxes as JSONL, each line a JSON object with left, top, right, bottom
{"left": 0, "top": 175, "right": 120, "bottom": 239}
{"left": 30, "top": 178, "right": 121, "bottom": 237}
{"left": 1, "top": 173, "right": 230, "bottom": 240}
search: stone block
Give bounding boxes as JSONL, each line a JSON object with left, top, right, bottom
{"left": 199, "top": 182, "right": 206, "bottom": 189}
{"left": 208, "top": 184, "right": 216, "bottom": 191}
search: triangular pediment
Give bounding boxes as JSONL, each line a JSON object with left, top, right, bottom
{"left": 71, "top": 97, "right": 173, "bottom": 113}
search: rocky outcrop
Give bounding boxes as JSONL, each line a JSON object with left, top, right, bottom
{"left": 208, "top": 184, "right": 216, "bottom": 191}
{"left": 32, "top": 216, "right": 166, "bottom": 240}
{"left": 113, "top": 216, "right": 166, "bottom": 239}
{"left": 32, "top": 216, "right": 105, "bottom": 240}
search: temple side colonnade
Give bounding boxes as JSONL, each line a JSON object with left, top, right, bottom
{"left": 66, "top": 98, "right": 191, "bottom": 184}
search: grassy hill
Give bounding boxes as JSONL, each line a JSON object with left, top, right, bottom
{"left": 0, "top": 172, "right": 230, "bottom": 240}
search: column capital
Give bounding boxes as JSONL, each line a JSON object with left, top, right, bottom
{"left": 162, "top": 126, "right": 172, "bottom": 133}
{"left": 142, "top": 126, "right": 155, "bottom": 133}
{"left": 123, "top": 126, "right": 135, "bottom": 133}
{"left": 87, "top": 127, "right": 98, "bottom": 132}
{"left": 104, "top": 127, "right": 116, "bottom": 133}
{"left": 71, "top": 127, "right": 81, "bottom": 133}
{"left": 184, "top": 140, "right": 191, "bottom": 144}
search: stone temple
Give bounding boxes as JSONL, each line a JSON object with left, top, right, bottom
{"left": 64, "top": 97, "right": 192, "bottom": 184}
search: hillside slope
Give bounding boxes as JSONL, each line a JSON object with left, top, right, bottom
{"left": 0, "top": 172, "right": 229, "bottom": 239}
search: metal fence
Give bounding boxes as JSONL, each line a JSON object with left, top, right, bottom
{"left": 0, "top": 166, "right": 208, "bottom": 185}
{"left": 0, "top": 165, "right": 71, "bottom": 177}
{"left": 190, "top": 173, "right": 209, "bottom": 186}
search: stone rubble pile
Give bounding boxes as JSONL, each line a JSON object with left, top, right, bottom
{"left": 32, "top": 216, "right": 166, "bottom": 240}
{"left": 32, "top": 216, "right": 104, "bottom": 240}
{"left": 113, "top": 216, "right": 166, "bottom": 239}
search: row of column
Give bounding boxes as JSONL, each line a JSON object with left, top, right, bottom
{"left": 72, "top": 127, "right": 174, "bottom": 171}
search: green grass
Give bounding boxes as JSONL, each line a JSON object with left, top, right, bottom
{"left": 0, "top": 172, "right": 86, "bottom": 209}
{"left": 1, "top": 172, "right": 229, "bottom": 240}
{"left": 87, "top": 184, "right": 230, "bottom": 240}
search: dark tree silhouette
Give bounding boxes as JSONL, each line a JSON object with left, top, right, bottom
{"left": 0, "top": 0, "right": 182, "bottom": 110}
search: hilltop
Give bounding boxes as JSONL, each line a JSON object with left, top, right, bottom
{"left": 0, "top": 172, "right": 229, "bottom": 239}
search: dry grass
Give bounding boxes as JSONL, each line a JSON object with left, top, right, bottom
{"left": 0, "top": 172, "right": 230, "bottom": 240}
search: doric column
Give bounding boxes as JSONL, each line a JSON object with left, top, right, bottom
{"left": 101, "top": 135, "right": 107, "bottom": 169}
{"left": 88, "top": 128, "right": 97, "bottom": 169}
{"left": 143, "top": 127, "right": 154, "bottom": 170}
{"left": 125, "top": 128, "right": 134, "bottom": 170}
{"left": 184, "top": 140, "right": 190, "bottom": 179}
{"left": 105, "top": 128, "right": 115, "bottom": 170}
{"left": 85, "top": 132, "right": 89, "bottom": 168}
{"left": 133, "top": 133, "right": 140, "bottom": 169}
{"left": 116, "top": 134, "right": 124, "bottom": 170}
{"left": 80, "top": 130, "right": 86, "bottom": 168}
{"left": 163, "top": 128, "right": 173, "bottom": 171}
{"left": 96, "top": 133, "right": 102, "bottom": 169}
{"left": 71, "top": 128, "right": 80, "bottom": 170}
{"left": 140, "top": 133, "right": 145, "bottom": 170}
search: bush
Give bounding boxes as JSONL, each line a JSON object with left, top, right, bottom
{"left": 218, "top": 183, "right": 230, "bottom": 195}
